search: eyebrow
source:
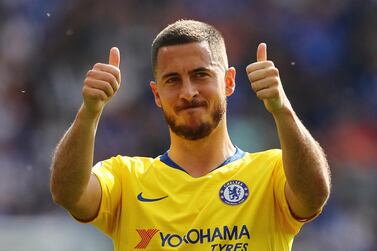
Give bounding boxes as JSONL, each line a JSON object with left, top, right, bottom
{"left": 161, "top": 67, "right": 212, "bottom": 80}
{"left": 189, "top": 67, "right": 212, "bottom": 74}
{"left": 161, "top": 72, "right": 180, "bottom": 81}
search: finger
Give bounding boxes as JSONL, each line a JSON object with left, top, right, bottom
{"left": 82, "top": 86, "right": 108, "bottom": 101}
{"left": 245, "top": 61, "right": 274, "bottom": 74}
{"left": 87, "top": 70, "right": 119, "bottom": 93}
{"left": 255, "top": 87, "right": 279, "bottom": 100}
{"left": 93, "top": 63, "right": 121, "bottom": 84}
{"left": 85, "top": 79, "right": 115, "bottom": 98}
{"left": 257, "top": 43, "right": 267, "bottom": 62}
{"left": 109, "top": 47, "right": 120, "bottom": 68}
{"left": 250, "top": 77, "right": 279, "bottom": 93}
{"left": 247, "top": 67, "right": 279, "bottom": 83}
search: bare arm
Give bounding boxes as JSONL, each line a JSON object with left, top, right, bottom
{"left": 246, "top": 43, "right": 330, "bottom": 218}
{"left": 272, "top": 106, "right": 330, "bottom": 218}
{"left": 50, "top": 47, "right": 121, "bottom": 221}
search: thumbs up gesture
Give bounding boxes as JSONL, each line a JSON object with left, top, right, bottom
{"left": 82, "top": 47, "right": 121, "bottom": 116}
{"left": 246, "top": 43, "right": 290, "bottom": 114}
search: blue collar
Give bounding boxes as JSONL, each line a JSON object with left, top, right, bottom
{"left": 160, "top": 146, "right": 245, "bottom": 174}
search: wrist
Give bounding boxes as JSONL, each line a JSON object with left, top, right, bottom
{"left": 271, "top": 103, "right": 295, "bottom": 120}
{"left": 76, "top": 104, "right": 103, "bottom": 125}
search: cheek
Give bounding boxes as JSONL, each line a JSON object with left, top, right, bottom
{"left": 158, "top": 92, "right": 176, "bottom": 110}
{"left": 205, "top": 84, "right": 226, "bottom": 101}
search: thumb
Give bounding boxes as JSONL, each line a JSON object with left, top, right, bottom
{"left": 257, "top": 43, "right": 267, "bottom": 62}
{"left": 109, "top": 47, "right": 120, "bottom": 68}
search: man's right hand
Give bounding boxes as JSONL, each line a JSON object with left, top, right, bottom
{"left": 82, "top": 47, "right": 121, "bottom": 116}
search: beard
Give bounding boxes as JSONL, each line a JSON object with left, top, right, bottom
{"left": 162, "top": 98, "right": 226, "bottom": 140}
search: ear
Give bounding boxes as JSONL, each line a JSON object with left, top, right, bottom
{"left": 150, "top": 81, "right": 162, "bottom": 108}
{"left": 225, "top": 67, "right": 236, "bottom": 96}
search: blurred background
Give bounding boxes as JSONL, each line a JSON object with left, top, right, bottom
{"left": 0, "top": 0, "right": 376, "bottom": 250}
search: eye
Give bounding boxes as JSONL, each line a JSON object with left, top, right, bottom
{"left": 165, "top": 76, "right": 180, "bottom": 84}
{"left": 194, "top": 71, "right": 210, "bottom": 78}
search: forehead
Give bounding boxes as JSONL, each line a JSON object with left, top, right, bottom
{"left": 155, "top": 42, "right": 219, "bottom": 78}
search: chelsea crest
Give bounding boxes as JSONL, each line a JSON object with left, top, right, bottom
{"left": 219, "top": 180, "right": 249, "bottom": 205}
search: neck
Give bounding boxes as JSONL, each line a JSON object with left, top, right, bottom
{"left": 168, "top": 119, "right": 235, "bottom": 177}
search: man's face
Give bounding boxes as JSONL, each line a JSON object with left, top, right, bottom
{"left": 150, "top": 42, "right": 235, "bottom": 140}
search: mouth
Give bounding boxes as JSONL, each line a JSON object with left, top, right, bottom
{"left": 175, "top": 100, "right": 208, "bottom": 113}
{"left": 177, "top": 105, "right": 206, "bottom": 113}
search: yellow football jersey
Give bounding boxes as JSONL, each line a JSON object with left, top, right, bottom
{"left": 78, "top": 148, "right": 313, "bottom": 250}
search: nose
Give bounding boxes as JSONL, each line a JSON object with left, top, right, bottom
{"left": 179, "top": 77, "right": 198, "bottom": 101}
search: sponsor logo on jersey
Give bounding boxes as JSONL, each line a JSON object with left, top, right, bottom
{"left": 219, "top": 180, "right": 249, "bottom": 205}
{"left": 135, "top": 229, "right": 159, "bottom": 249}
{"left": 135, "top": 225, "right": 250, "bottom": 249}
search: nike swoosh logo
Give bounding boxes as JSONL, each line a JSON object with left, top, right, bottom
{"left": 137, "top": 192, "right": 168, "bottom": 202}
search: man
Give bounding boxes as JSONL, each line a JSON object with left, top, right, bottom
{"left": 50, "top": 20, "right": 330, "bottom": 250}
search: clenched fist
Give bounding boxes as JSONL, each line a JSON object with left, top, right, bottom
{"left": 82, "top": 47, "right": 121, "bottom": 116}
{"left": 246, "top": 43, "right": 290, "bottom": 114}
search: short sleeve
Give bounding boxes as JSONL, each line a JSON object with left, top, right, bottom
{"left": 76, "top": 157, "right": 122, "bottom": 237}
{"left": 272, "top": 151, "right": 320, "bottom": 234}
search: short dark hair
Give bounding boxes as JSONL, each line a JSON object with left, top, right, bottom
{"left": 151, "top": 20, "right": 228, "bottom": 76}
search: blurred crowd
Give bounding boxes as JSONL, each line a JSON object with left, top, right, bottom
{"left": 0, "top": 0, "right": 376, "bottom": 250}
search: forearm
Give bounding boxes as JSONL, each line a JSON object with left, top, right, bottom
{"left": 246, "top": 43, "right": 330, "bottom": 216}
{"left": 50, "top": 105, "right": 101, "bottom": 208}
{"left": 273, "top": 107, "right": 331, "bottom": 213}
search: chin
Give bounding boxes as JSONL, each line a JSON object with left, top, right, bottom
{"left": 171, "top": 120, "right": 216, "bottom": 140}
{"left": 164, "top": 105, "right": 223, "bottom": 140}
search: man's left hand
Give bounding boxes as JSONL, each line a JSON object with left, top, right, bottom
{"left": 246, "top": 43, "right": 290, "bottom": 114}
